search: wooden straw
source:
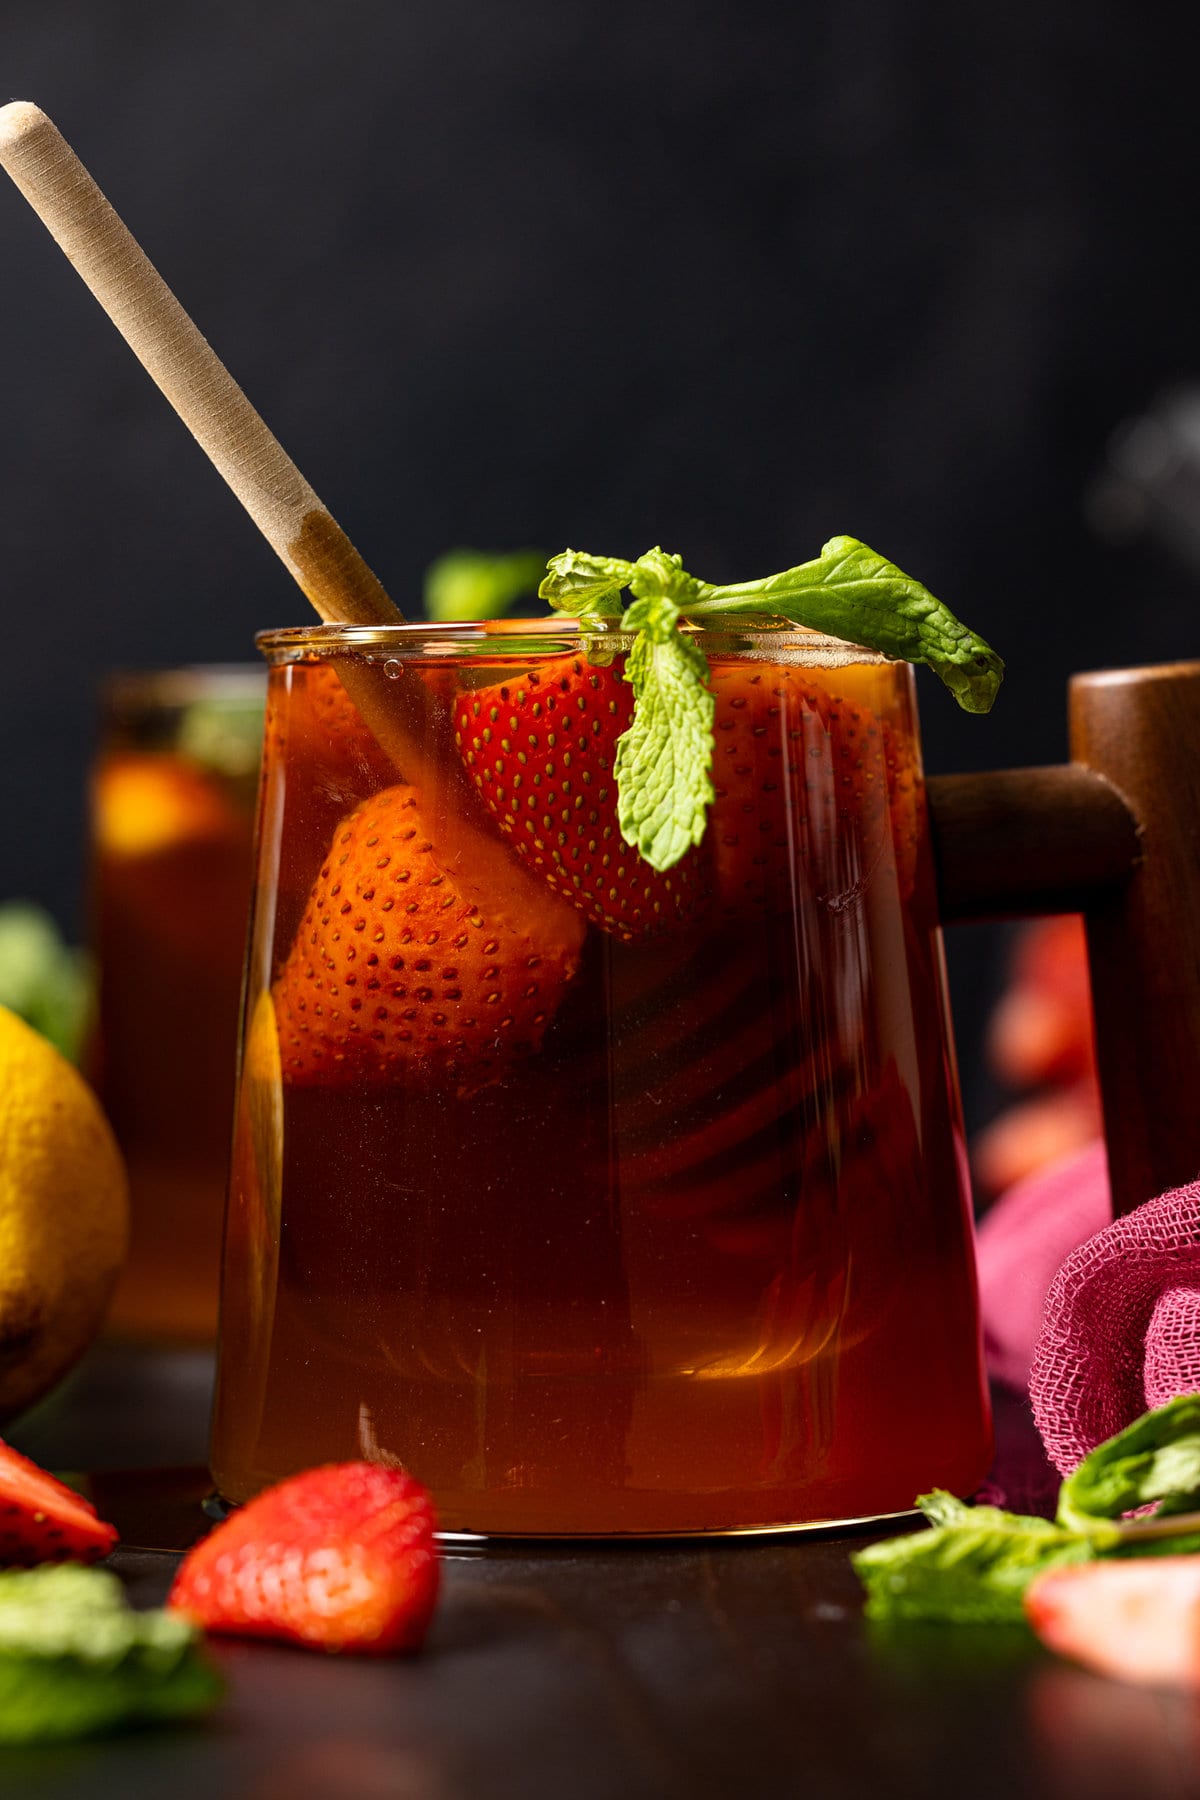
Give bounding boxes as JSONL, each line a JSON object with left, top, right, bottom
{"left": 0, "top": 101, "right": 399, "bottom": 628}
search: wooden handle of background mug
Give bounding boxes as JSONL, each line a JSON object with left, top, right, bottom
{"left": 928, "top": 658, "right": 1200, "bottom": 1217}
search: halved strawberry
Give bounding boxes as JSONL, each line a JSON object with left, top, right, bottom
{"left": 274, "top": 782, "right": 585, "bottom": 1091}
{"left": 707, "top": 663, "right": 921, "bottom": 917}
{"left": 169, "top": 1462, "right": 438, "bottom": 1655}
{"left": 1026, "top": 1558, "right": 1200, "bottom": 1689}
{"left": 452, "top": 655, "right": 708, "bottom": 943}
{"left": 0, "top": 1442, "right": 118, "bottom": 1565}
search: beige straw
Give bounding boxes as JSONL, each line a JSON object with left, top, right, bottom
{"left": 0, "top": 101, "right": 399, "bottom": 629}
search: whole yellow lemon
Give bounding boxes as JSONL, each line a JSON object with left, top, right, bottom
{"left": 0, "top": 1004, "right": 128, "bottom": 1420}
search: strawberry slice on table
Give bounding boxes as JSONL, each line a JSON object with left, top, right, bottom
{"left": 169, "top": 1462, "right": 438, "bottom": 1655}
{"left": 0, "top": 1441, "right": 118, "bottom": 1565}
{"left": 1026, "top": 1558, "right": 1200, "bottom": 1689}
{"left": 274, "top": 782, "right": 586, "bottom": 1091}
{"left": 452, "top": 655, "right": 708, "bottom": 943}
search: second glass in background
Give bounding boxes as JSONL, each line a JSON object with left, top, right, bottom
{"left": 87, "top": 667, "right": 263, "bottom": 1341}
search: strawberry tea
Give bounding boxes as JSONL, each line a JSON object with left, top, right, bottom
{"left": 210, "top": 621, "right": 992, "bottom": 1535}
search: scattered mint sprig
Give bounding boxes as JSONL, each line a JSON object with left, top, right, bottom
{"left": 0, "top": 1565, "right": 222, "bottom": 1745}
{"left": 539, "top": 538, "right": 1003, "bottom": 872}
{"left": 853, "top": 1396, "right": 1200, "bottom": 1625}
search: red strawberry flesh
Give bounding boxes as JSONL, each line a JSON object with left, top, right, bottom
{"left": 274, "top": 781, "right": 585, "bottom": 1091}
{"left": 0, "top": 1440, "right": 118, "bottom": 1565}
{"left": 455, "top": 652, "right": 919, "bottom": 940}
{"left": 453, "top": 655, "right": 707, "bottom": 943}
{"left": 169, "top": 1461, "right": 439, "bottom": 1655}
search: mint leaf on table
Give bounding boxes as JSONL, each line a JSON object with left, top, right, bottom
{"left": 852, "top": 1493, "right": 1094, "bottom": 1624}
{"left": 853, "top": 1399, "right": 1200, "bottom": 1626}
{"left": 0, "top": 902, "right": 92, "bottom": 1063}
{"left": 424, "top": 547, "right": 550, "bottom": 622}
{"left": 0, "top": 1566, "right": 221, "bottom": 1746}
{"left": 1057, "top": 1394, "right": 1200, "bottom": 1540}
{"left": 535, "top": 538, "right": 1001, "bottom": 872}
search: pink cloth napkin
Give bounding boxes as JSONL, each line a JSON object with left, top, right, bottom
{"left": 1029, "top": 1174, "right": 1200, "bottom": 1474}
{"left": 976, "top": 1139, "right": 1111, "bottom": 1393}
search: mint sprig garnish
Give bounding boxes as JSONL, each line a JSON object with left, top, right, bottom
{"left": 615, "top": 592, "right": 715, "bottom": 870}
{"left": 852, "top": 1397, "right": 1200, "bottom": 1625}
{"left": 539, "top": 538, "right": 1002, "bottom": 872}
{"left": 0, "top": 1564, "right": 222, "bottom": 1745}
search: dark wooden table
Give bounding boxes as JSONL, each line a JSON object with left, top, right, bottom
{"left": 7, "top": 1346, "right": 1200, "bottom": 1799}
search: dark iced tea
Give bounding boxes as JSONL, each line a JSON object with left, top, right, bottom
{"left": 88, "top": 669, "right": 262, "bottom": 1340}
{"left": 210, "top": 622, "right": 991, "bottom": 1534}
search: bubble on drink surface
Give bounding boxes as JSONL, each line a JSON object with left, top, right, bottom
{"left": 383, "top": 660, "right": 404, "bottom": 680}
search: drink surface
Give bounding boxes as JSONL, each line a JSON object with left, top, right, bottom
{"left": 211, "top": 630, "right": 991, "bottom": 1534}
{"left": 88, "top": 674, "right": 261, "bottom": 1341}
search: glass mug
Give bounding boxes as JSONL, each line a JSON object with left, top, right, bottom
{"left": 87, "top": 667, "right": 264, "bottom": 1341}
{"left": 210, "top": 622, "right": 991, "bottom": 1536}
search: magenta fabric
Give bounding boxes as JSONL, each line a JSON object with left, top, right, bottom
{"left": 976, "top": 1140, "right": 1111, "bottom": 1392}
{"left": 1029, "top": 1177, "right": 1200, "bottom": 1475}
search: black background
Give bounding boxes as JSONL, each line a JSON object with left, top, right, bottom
{"left": 2, "top": 0, "right": 1197, "bottom": 1117}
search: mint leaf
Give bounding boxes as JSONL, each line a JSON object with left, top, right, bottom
{"left": 1057, "top": 1395, "right": 1200, "bottom": 1538}
{"left": 852, "top": 1498, "right": 1094, "bottom": 1623}
{"left": 0, "top": 1650, "right": 220, "bottom": 1745}
{"left": 0, "top": 902, "right": 92, "bottom": 1063}
{"left": 853, "top": 1401, "right": 1200, "bottom": 1628}
{"left": 539, "top": 551, "right": 638, "bottom": 618}
{"left": 424, "top": 548, "right": 548, "bottom": 622}
{"left": 627, "top": 546, "right": 706, "bottom": 610}
{"left": 536, "top": 536, "right": 1001, "bottom": 873}
{"left": 614, "top": 593, "right": 715, "bottom": 872}
{"left": 0, "top": 1566, "right": 221, "bottom": 1745}
{"left": 694, "top": 537, "right": 1003, "bottom": 713}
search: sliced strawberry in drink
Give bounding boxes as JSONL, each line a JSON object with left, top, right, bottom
{"left": 1026, "top": 1558, "right": 1200, "bottom": 1689}
{"left": 0, "top": 1441, "right": 118, "bottom": 1565}
{"left": 274, "top": 782, "right": 585, "bottom": 1092}
{"left": 169, "top": 1461, "right": 438, "bottom": 1655}
{"left": 452, "top": 655, "right": 708, "bottom": 943}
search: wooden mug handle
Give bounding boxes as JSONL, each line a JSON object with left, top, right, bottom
{"left": 927, "top": 659, "right": 1200, "bottom": 1217}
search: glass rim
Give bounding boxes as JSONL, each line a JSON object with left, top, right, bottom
{"left": 255, "top": 617, "right": 890, "bottom": 668}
